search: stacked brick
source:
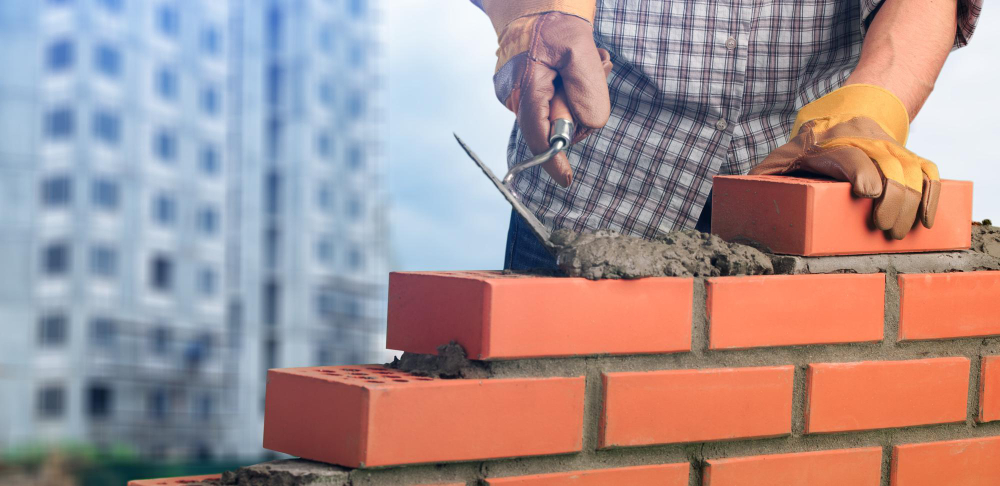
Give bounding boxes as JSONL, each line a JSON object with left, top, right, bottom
{"left": 131, "top": 177, "right": 1000, "bottom": 486}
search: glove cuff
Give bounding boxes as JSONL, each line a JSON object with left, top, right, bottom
{"left": 792, "top": 84, "right": 910, "bottom": 145}
{"left": 481, "top": 0, "right": 596, "bottom": 33}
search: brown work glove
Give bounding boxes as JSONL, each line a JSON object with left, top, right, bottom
{"left": 749, "top": 84, "right": 940, "bottom": 240}
{"left": 480, "top": 1, "right": 613, "bottom": 186}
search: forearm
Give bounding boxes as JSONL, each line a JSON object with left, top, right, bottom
{"left": 845, "top": 0, "right": 957, "bottom": 120}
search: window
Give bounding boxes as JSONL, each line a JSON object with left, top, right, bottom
{"left": 197, "top": 267, "right": 216, "bottom": 297}
{"left": 148, "top": 389, "right": 168, "bottom": 420}
{"left": 316, "top": 133, "right": 331, "bottom": 158}
{"left": 316, "top": 237, "right": 333, "bottom": 264}
{"left": 199, "top": 145, "right": 220, "bottom": 175}
{"left": 90, "top": 246, "right": 117, "bottom": 278}
{"left": 151, "top": 193, "right": 176, "bottom": 225}
{"left": 200, "top": 85, "right": 220, "bottom": 115}
{"left": 349, "top": 0, "right": 366, "bottom": 18}
{"left": 41, "top": 176, "right": 72, "bottom": 207}
{"left": 348, "top": 92, "right": 365, "bottom": 119}
{"left": 91, "top": 317, "right": 116, "bottom": 348}
{"left": 318, "top": 24, "right": 334, "bottom": 53}
{"left": 92, "top": 110, "right": 121, "bottom": 145}
{"left": 348, "top": 144, "right": 363, "bottom": 170}
{"left": 87, "top": 384, "right": 113, "bottom": 418}
{"left": 155, "top": 67, "right": 178, "bottom": 101}
{"left": 349, "top": 247, "right": 364, "bottom": 271}
{"left": 45, "top": 108, "right": 74, "bottom": 140}
{"left": 97, "top": 0, "right": 123, "bottom": 13}
{"left": 315, "top": 344, "right": 332, "bottom": 365}
{"left": 263, "top": 280, "right": 279, "bottom": 326}
{"left": 317, "top": 184, "right": 333, "bottom": 212}
{"left": 316, "top": 291, "right": 335, "bottom": 318}
{"left": 37, "top": 385, "right": 65, "bottom": 419}
{"left": 196, "top": 206, "right": 218, "bottom": 235}
{"left": 349, "top": 42, "right": 364, "bottom": 67}
{"left": 347, "top": 197, "right": 362, "bottom": 219}
{"left": 266, "top": 117, "right": 282, "bottom": 157}
{"left": 92, "top": 179, "right": 119, "bottom": 210}
{"left": 264, "top": 227, "right": 279, "bottom": 268}
{"left": 94, "top": 44, "right": 121, "bottom": 78}
{"left": 153, "top": 130, "right": 177, "bottom": 162}
{"left": 266, "top": 64, "right": 282, "bottom": 105}
{"left": 200, "top": 26, "right": 221, "bottom": 55}
{"left": 265, "top": 170, "right": 281, "bottom": 214}
{"left": 47, "top": 39, "right": 74, "bottom": 72}
{"left": 195, "top": 394, "right": 213, "bottom": 422}
{"left": 151, "top": 326, "right": 171, "bottom": 354}
{"left": 266, "top": 6, "right": 282, "bottom": 51}
{"left": 318, "top": 80, "right": 334, "bottom": 108}
{"left": 156, "top": 4, "right": 179, "bottom": 38}
{"left": 42, "top": 243, "right": 70, "bottom": 276}
{"left": 149, "top": 254, "right": 173, "bottom": 291}
{"left": 38, "top": 314, "right": 68, "bottom": 347}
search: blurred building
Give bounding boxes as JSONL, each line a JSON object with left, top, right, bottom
{"left": 0, "top": 0, "right": 388, "bottom": 460}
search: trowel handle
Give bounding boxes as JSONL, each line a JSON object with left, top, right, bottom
{"left": 549, "top": 88, "right": 575, "bottom": 148}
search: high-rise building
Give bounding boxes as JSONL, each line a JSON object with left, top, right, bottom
{"left": 0, "top": 0, "right": 388, "bottom": 460}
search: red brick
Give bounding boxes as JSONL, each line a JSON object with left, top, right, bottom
{"left": 980, "top": 356, "right": 1000, "bottom": 423}
{"left": 712, "top": 175, "right": 972, "bottom": 256}
{"left": 600, "top": 366, "right": 794, "bottom": 447}
{"left": 891, "top": 436, "right": 1000, "bottom": 485}
{"left": 703, "top": 447, "right": 882, "bottom": 486}
{"left": 898, "top": 272, "right": 1000, "bottom": 341}
{"left": 707, "top": 274, "right": 884, "bottom": 349}
{"left": 486, "top": 463, "right": 689, "bottom": 485}
{"left": 387, "top": 271, "right": 693, "bottom": 359}
{"left": 805, "top": 358, "right": 970, "bottom": 434}
{"left": 128, "top": 475, "right": 221, "bottom": 486}
{"left": 263, "top": 365, "right": 585, "bottom": 467}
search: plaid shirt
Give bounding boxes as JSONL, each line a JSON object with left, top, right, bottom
{"left": 501, "top": 0, "right": 981, "bottom": 239}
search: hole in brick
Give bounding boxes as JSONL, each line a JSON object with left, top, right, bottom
{"left": 392, "top": 379, "right": 408, "bottom": 383}
{"left": 368, "top": 380, "right": 383, "bottom": 383}
{"left": 415, "top": 377, "right": 433, "bottom": 381}
{"left": 344, "top": 368, "right": 360, "bottom": 371}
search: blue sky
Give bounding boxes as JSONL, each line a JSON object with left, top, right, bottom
{"left": 387, "top": 1, "right": 1000, "bottom": 272}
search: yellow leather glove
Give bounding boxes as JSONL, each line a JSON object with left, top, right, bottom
{"left": 749, "top": 84, "right": 941, "bottom": 240}
{"left": 479, "top": 0, "right": 612, "bottom": 187}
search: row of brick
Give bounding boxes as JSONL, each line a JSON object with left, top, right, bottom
{"left": 387, "top": 270, "right": 1000, "bottom": 359}
{"left": 132, "top": 436, "right": 1000, "bottom": 485}
{"left": 262, "top": 356, "right": 1000, "bottom": 467}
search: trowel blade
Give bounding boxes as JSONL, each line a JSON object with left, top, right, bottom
{"left": 454, "top": 134, "right": 558, "bottom": 254}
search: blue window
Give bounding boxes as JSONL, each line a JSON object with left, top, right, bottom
{"left": 348, "top": 92, "right": 365, "bottom": 119}
{"left": 156, "top": 4, "right": 179, "bottom": 38}
{"left": 90, "top": 317, "right": 116, "bottom": 348}
{"left": 89, "top": 246, "right": 117, "bottom": 277}
{"left": 195, "top": 394, "right": 213, "bottom": 421}
{"left": 266, "top": 6, "right": 282, "bottom": 51}
{"left": 348, "top": 145, "right": 363, "bottom": 169}
{"left": 94, "top": 44, "right": 121, "bottom": 77}
{"left": 196, "top": 206, "right": 218, "bottom": 235}
{"left": 349, "top": 0, "right": 366, "bottom": 18}
{"left": 152, "top": 193, "right": 176, "bottom": 225}
{"left": 155, "top": 67, "right": 178, "bottom": 101}
{"left": 37, "top": 386, "right": 65, "bottom": 419}
{"left": 149, "top": 255, "right": 173, "bottom": 291}
{"left": 38, "top": 314, "right": 68, "bottom": 347}
{"left": 201, "top": 26, "right": 221, "bottom": 55}
{"left": 153, "top": 130, "right": 177, "bottom": 162}
{"left": 319, "top": 25, "right": 334, "bottom": 53}
{"left": 45, "top": 108, "right": 74, "bottom": 140}
{"left": 200, "top": 85, "right": 220, "bottom": 115}
{"left": 47, "top": 39, "right": 74, "bottom": 72}
{"left": 347, "top": 197, "right": 361, "bottom": 219}
{"left": 92, "top": 179, "right": 119, "bottom": 210}
{"left": 318, "top": 81, "right": 334, "bottom": 108}
{"left": 316, "top": 237, "right": 334, "bottom": 264}
{"left": 197, "top": 267, "right": 216, "bottom": 297}
{"left": 97, "top": 0, "right": 124, "bottom": 13}
{"left": 316, "top": 292, "right": 336, "bottom": 318}
{"left": 316, "top": 133, "right": 331, "bottom": 157}
{"left": 349, "top": 247, "right": 364, "bottom": 271}
{"left": 266, "top": 64, "right": 282, "bottom": 105}
{"left": 199, "top": 145, "right": 220, "bottom": 175}
{"left": 43, "top": 243, "right": 70, "bottom": 276}
{"left": 317, "top": 184, "right": 333, "bottom": 212}
{"left": 151, "top": 326, "right": 171, "bottom": 354}
{"left": 349, "top": 42, "right": 364, "bottom": 67}
{"left": 41, "top": 176, "right": 72, "bottom": 207}
{"left": 148, "top": 389, "right": 168, "bottom": 420}
{"left": 92, "top": 110, "right": 120, "bottom": 145}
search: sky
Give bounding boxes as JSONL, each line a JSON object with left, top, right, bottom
{"left": 387, "top": 1, "right": 1000, "bottom": 272}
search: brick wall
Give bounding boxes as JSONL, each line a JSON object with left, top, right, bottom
{"left": 133, "top": 177, "right": 1000, "bottom": 486}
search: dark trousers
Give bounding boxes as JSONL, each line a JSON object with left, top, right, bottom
{"left": 503, "top": 191, "right": 714, "bottom": 271}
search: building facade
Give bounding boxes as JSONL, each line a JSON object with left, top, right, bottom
{"left": 0, "top": 0, "right": 387, "bottom": 460}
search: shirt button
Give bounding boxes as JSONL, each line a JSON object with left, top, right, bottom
{"left": 716, "top": 119, "right": 728, "bottom": 130}
{"left": 725, "top": 36, "right": 737, "bottom": 50}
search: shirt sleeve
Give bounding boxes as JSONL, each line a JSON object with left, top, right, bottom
{"left": 861, "top": 0, "right": 982, "bottom": 49}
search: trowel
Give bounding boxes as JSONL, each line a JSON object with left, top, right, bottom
{"left": 454, "top": 91, "right": 576, "bottom": 255}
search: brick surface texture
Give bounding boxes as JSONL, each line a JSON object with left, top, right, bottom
{"left": 703, "top": 447, "right": 883, "bottom": 486}
{"left": 899, "top": 271, "right": 1000, "bottom": 340}
{"left": 892, "top": 436, "right": 1000, "bottom": 485}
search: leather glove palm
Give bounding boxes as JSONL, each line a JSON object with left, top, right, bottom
{"left": 750, "top": 84, "right": 940, "bottom": 240}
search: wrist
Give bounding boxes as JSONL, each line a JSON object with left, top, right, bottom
{"left": 793, "top": 84, "right": 910, "bottom": 145}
